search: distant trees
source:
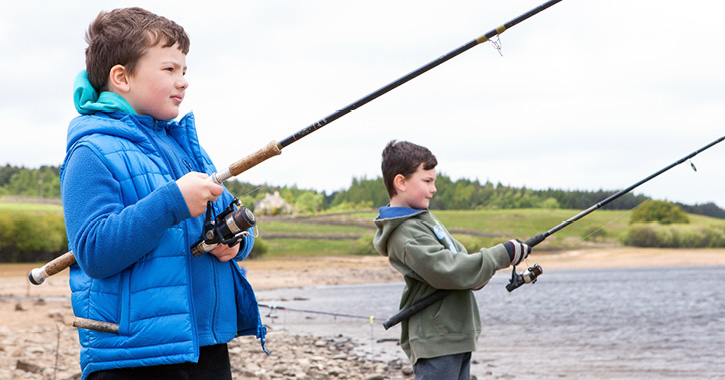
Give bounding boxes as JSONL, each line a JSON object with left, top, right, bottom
{"left": 1, "top": 164, "right": 724, "bottom": 219}
{"left": 318, "top": 174, "right": 656, "bottom": 213}
{"left": 0, "top": 164, "right": 60, "bottom": 198}
{"left": 677, "top": 202, "right": 725, "bottom": 219}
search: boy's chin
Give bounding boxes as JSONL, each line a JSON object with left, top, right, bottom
{"left": 154, "top": 111, "right": 180, "bottom": 121}
{"left": 413, "top": 201, "right": 430, "bottom": 209}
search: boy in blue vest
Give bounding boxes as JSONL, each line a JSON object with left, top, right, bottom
{"left": 373, "top": 140, "right": 532, "bottom": 380}
{"left": 61, "top": 7, "right": 265, "bottom": 379}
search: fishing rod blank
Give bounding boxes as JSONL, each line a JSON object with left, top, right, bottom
{"left": 383, "top": 135, "right": 725, "bottom": 330}
{"left": 210, "top": 0, "right": 564, "bottom": 184}
{"left": 30, "top": 0, "right": 565, "bottom": 285}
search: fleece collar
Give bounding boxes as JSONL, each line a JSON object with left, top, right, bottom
{"left": 376, "top": 206, "right": 426, "bottom": 220}
{"left": 73, "top": 70, "right": 137, "bottom": 115}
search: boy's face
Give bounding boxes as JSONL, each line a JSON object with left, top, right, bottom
{"left": 391, "top": 164, "right": 437, "bottom": 210}
{"left": 124, "top": 43, "right": 188, "bottom": 121}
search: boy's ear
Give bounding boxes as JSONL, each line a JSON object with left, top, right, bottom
{"left": 108, "top": 64, "right": 130, "bottom": 93}
{"left": 393, "top": 174, "right": 407, "bottom": 193}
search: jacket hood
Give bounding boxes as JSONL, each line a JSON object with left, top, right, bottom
{"left": 373, "top": 206, "right": 427, "bottom": 257}
{"left": 73, "top": 70, "right": 136, "bottom": 115}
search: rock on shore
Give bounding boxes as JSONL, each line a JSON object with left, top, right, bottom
{"left": 1, "top": 298, "right": 413, "bottom": 380}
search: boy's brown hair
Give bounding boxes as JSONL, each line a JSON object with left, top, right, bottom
{"left": 381, "top": 140, "right": 437, "bottom": 198}
{"left": 85, "top": 7, "right": 190, "bottom": 91}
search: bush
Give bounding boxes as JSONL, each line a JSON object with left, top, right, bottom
{"left": 622, "top": 223, "right": 725, "bottom": 248}
{"left": 539, "top": 197, "right": 561, "bottom": 209}
{"left": 630, "top": 200, "right": 689, "bottom": 225}
{"left": 246, "top": 237, "right": 269, "bottom": 259}
{"left": 582, "top": 226, "right": 608, "bottom": 242}
{"left": 350, "top": 235, "right": 377, "bottom": 256}
{"left": 0, "top": 209, "right": 67, "bottom": 262}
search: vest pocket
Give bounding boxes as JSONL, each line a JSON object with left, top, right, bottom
{"left": 117, "top": 270, "right": 131, "bottom": 336}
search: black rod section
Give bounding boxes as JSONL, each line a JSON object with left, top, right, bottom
{"left": 278, "top": 0, "right": 563, "bottom": 148}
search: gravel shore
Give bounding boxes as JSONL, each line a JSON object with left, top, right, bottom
{"left": 3, "top": 249, "right": 724, "bottom": 379}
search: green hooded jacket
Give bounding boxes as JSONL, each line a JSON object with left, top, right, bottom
{"left": 373, "top": 206, "right": 511, "bottom": 364}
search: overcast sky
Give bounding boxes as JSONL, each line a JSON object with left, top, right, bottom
{"left": 2, "top": 1, "right": 724, "bottom": 208}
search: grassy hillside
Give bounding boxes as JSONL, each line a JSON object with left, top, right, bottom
{"left": 5, "top": 201, "right": 725, "bottom": 262}
{"left": 0, "top": 202, "right": 63, "bottom": 213}
{"left": 256, "top": 208, "right": 725, "bottom": 258}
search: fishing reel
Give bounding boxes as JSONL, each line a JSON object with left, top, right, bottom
{"left": 190, "top": 197, "right": 257, "bottom": 257}
{"left": 506, "top": 263, "right": 543, "bottom": 292}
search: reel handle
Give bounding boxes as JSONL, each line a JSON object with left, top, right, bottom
{"left": 229, "top": 140, "right": 282, "bottom": 176}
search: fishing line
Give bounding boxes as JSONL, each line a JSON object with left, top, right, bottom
{"left": 240, "top": 185, "right": 264, "bottom": 198}
{"left": 490, "top": 35, "right": 504, "bottom": 56}
{"left": 258, "top": 303, "right": 374, "bottom": 322}
{"left": 577, "top": 199, "right": 650, "bottom": 244}
{"left": 259, "top": 303, "right": 383, "bottom": 360}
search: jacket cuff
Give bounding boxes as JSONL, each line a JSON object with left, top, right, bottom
{"left": 491, "top": 243, "right": 514, "bottom": 268}
{"left": 161, "top": 181, "right": 192, "bottom": 223}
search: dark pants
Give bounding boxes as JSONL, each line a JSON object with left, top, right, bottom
{"left": 88, "top": 343, "right": 232, "bottom": 380}
{"left": 414, "top": 352, "right": 472, "bottom": 380}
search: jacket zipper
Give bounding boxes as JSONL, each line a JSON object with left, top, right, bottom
{"left": 139, "top": 117, "right": 201, "bottom": 356}
{"left": 184, "top": 156, "right": 219, "bottom": 342}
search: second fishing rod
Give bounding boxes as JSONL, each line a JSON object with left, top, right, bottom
{"left": 382, "top": 134, "right": 725, "bottom": 330}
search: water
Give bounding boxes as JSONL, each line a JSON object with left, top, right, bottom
{"left": 255, "top": 266, "right": 725, "bottom": 379}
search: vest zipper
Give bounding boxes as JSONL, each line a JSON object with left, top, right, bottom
{"left": 138, "top": 117, "right": 200, "bottom": 358}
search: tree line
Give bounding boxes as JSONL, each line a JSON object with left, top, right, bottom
{"left": 2, "top": 164, "right": 724, "bottom": 218}
{"left": 0, "top": 164, "right": 61, "bottom": 198}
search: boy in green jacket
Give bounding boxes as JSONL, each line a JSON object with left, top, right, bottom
{"left": 373, "top": 140, "right": 531, "bottom": 380}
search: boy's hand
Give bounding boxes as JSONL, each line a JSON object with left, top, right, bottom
{"left": 505, "top": 239, "right": 532, "bottom": 266}
{"left": 209, "top": 242, "right": 240, "bottom": 262}
{"left": 177, "top": 172, "right": 224, "bottom": 217}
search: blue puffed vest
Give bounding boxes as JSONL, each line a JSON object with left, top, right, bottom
{"left": 61, "top": 111, "right": 266, "bottom": 378}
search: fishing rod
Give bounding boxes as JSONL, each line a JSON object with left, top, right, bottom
{"left": 28, "top": 198, "right": 256, "bottom": 285}
{"left": 210, "top": 0, "right": 564, "bottom": 185}
{"left": 383, "top": 135, "right": 725, "bottom": 330}
{"left": 29, "top": 0, "right": 564, "bottom": 287}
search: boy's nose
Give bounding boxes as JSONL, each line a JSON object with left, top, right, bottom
{"left": 178, "top": 77, "right": 189, "bottom": 90}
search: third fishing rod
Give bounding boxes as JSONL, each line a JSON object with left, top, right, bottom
{"left": 30, "top": 0, "right": 564, "bottom": 286}
{"left": 382, "top": 134, "right": 725, "bottom": 330}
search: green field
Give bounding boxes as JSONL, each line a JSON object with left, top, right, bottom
{"left": 259, "top": 208, "right": 725, "bottom": 258}
{"left": 4, "top": 201, "right": 725, "bottom": 261}
{"left": 0, "top": 202, "right": 63, "bottom": 213}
